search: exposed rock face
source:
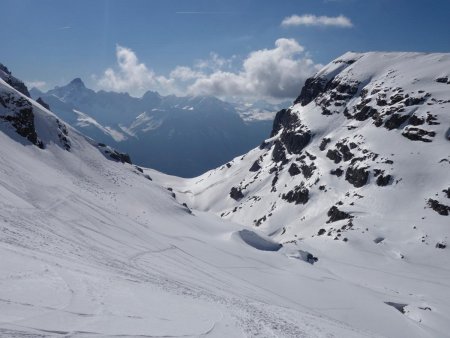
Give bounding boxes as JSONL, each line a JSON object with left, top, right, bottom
{"left": 280, "top": 128, "right": 311, "bottom": 155}
{"left": 0, "top": 63, "right": 31, "bottom": 97}
{"left": 270, "top": 108, "right": 312, "bottom": 159}
{"left": 249, "top": 160, "right": 261, "bottom": 172}
{"left": 288, "top": 162, "right": 301, "bottom": 176}
{"left": 402, "top": 127, "right": 436, "bottom": 142}
{"left": 272, "top": 140, "right": 287, "bottom": 163}
{"left": 427, "top": 199, "right": 450, "bottom": 216}
{"left": 230, "top": 187, "right": 244, "bottom": 201}
{"left": 282, "top": 185, "right": 309, "bottom": 205}
{"left": 376, "top": 174, "right": 392, "bottom": 186}
{"left": 327, "top": 206, "right": 353, "bottom": 223}
{"left": 0, "top": 92, "right": 43, "bottom": 148}
{"left": 107, "top": 150, "right": 132, "bottom": 164}
{"left": 271, "top": 109, "right": 299, "bottom": 137}
{"left": 294, "top": 77, "right": 328, "bottom": 106}
{"left": 36, "top": 97, "right": 50, "bottom": 110}
{"left": 345, "top": 166, "right": 369, "bottom": 188}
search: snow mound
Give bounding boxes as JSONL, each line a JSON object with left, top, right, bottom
{"left": 236, "top": 229, "right": 282, "bottom": 251}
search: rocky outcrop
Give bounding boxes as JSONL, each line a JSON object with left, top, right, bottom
{"left": 36, "top": 97, "right": 50, "bottom": 110}
{"left": 0, "top": 63, "right": 31, "bottom": 97}
{"left": 230, "top": 187, "right": 244, "bottom": 201}
{"left": 327, "top": 206, "right": 353, "bottom": 223}
{"left": 402, "top": 127, "right": 435, "bottom": 142}
{"left": 427, "top": 199, "right": 450, "bottom": 216}
{"left": 0, "top": 92, "right": 43, "bottom": 148}
{"left": 294, "top": 77, "right": 329, "bottom": 106}
{"left": 282, "top": 185, "right": 309, "bottom": 205}
{"left": 345, "top": 166, "right": 369, "bottom": 188}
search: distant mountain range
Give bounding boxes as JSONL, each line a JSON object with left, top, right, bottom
{"left": 31, "top": 80, "right": 284, "bottom": 177}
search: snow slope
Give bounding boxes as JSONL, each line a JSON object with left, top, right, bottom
{"left": 151, "top": 52, "right": 450, "bottom": 337}
{"left": 0, "top": 63, "right": 432, "bottom": 338}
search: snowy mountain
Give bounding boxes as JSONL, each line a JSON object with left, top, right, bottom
{"left": 151, "top": 52, "right": 450, "bottom": 336}
{"left": 31, "top": 81, "right": 272, "bottom": 177}
{"left": 1, "top": 54, "right": 450, "bottom": 337}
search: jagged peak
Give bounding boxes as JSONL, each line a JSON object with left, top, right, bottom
{"left": 68, "top": 77, "right": 86, "bottom": 88}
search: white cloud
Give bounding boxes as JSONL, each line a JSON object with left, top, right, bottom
{"left": 187, "top": 38, "right": 321, "bottom": 100}
{"left": 96, "top": 39, "right": 321, "bottom": 101}
{"left": 282, "top": 14, "right": 353, "bottom": 28}
{"left": 97, "top": 45, "right": 158, "bottom": 96}
{"left": 25, "top": 80, "right": 47, "bottom": 90}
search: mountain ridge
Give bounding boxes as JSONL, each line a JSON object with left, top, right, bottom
{"left": 31, "top": 79, "right": 275, "bottom": 177}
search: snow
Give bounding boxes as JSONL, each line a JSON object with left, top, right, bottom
{"left": 1, "top": 52, "right": 450, "bottom": 337}
{"left": 149, "top": 52, "right": 450, "bottom": 337}
{"left": 73, "top": 109, "right": 127, "bottom": 142}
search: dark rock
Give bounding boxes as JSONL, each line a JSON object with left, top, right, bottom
{"left": 385, "top": 302, "right": 407, "bottom": 314}
{"left": 36, "top": 97, "right": 50, "bottom": 110}
{"left": 0, "top": 63, "right": 31, "bottom": 97}
{"left": 272, "top": 141, "right": 287, "bottom": 163}
{"left": 317, "top": 228, "right": 326, "bottom": 236}
{"left": 249, "top": 160, "right": 261, "bottom": 172}
{"left": 436, "top": 242, "right": 447, "bottom": 249}
{"left": 255, "top": 216, "right": 266, "bottom": 227}
{"left": 427, "top": 199, "right": 450, "bottom": 216}
{"left": 288, "top": 163, "right": 301, "bottom": 176}
{"left": 0, "top": 95, "right": 43, "bottom": 148}
{"left": 280, "top": 129, "right": 312, "bottom": 155}
{"left": 408, "top": 115, "right": 425, "bottom": 126}
{"left": 271, "top": 173, "right": 279, "bottom": 189}
{"left": 56, "top": 119, "right": 70, "bottom": 151}
{"left": 390, "top": 93, "right": 404, "bottom": 104}
{"left": 376, "top": 174, "right": 392, "bottom": 186}
{"left": 327, "top": 206, "right": 353, "bottom": 223}
{"left": 326, "top": 149, "right": 342, "bottom": 164}
{"left": 402, "top": 127, "right": 436, "bottom": 142}
{"left": 300, "top": 163, "right": 316, "bottom": 179}
{"left": 353, "top": 105, "right": 378, "bottom": 121}
{"left": 345, "top": 166, "right": 369, "bottom": 188}
{"left": 230, "top": 187, "right": 244, "bottom": 201}
{"left": 270, "top": 109, "right": 299, "bottom": 137}
{"left": 426, "top": 113, "right": 439, "bottom": 125}
{"left": 330, "top": 168, "right": 344, "bottom": 177}
{"left": 282, "top": 185, "right": 309, "bottom": 205}
{"left": 319, "top": 138, "right": 331, "bottom": 151}
{"left": 294, "top": 77, "right": 328, "bottom": 106}
{"left": 436, "top": 77, "right": 449, "bottom": 84}
{"left": 109, "top": 151, "right": 132, "bottom": 164}
{"left": 404, "top": 96, "right": 427, "bottom": 106}
{"left": 384, "top": 113, "right": 410, "bottom": 130}
{"left": 443, "top": 188, "right": 450, "bottom": 199}
{"left": 336, "top": 142, "right": 354, "bottom": 161}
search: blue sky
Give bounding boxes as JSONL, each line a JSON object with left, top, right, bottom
{"left": 2, "top": 0, "right": 450, "bottom": 101}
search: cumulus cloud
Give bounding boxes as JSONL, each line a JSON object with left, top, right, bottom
{"left": 96, "top": 39, "right": 321, "bottom": 101}
{"left": 187, "top": 38, "right": 321, "bottom": 100}
{"left": 282, "top": 14, "right": 353, "bottom": 28}
{"left": 25, "top": 80, "right": 47, "bottom": 90}
{"left": 97, "top": 45, "right": 159, "bottom": 96}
